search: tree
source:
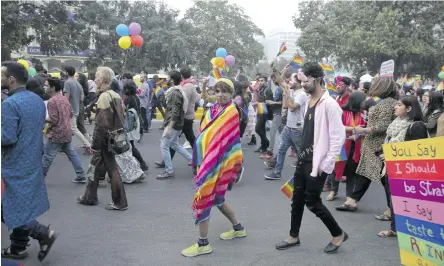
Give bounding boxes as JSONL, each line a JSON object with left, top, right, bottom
{"left": 1, "top": 1, "right": 90, "bottom": 61}
{"left": 183, "top": 0, "right": 265, "bottom": 72}
{"left": 293, "top": 1, "right": 444, "bottom": 78}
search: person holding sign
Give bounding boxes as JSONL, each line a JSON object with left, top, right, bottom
{"left": 337, "top": 77, "right": 397, "bottom": 213}
{"left": 275, "top": 62, "right": 348, "bottom": 254}
{"left": 377, "top": 96, "right": 428, "bottom": 237}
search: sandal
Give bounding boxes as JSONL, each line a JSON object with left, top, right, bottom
{"left": 374, "top": 214, "right": 392, "bottom": 221}
{"left": 37, "top": 227, "right": 58, "bottom": 261}
{"left": 377, "top": 230, "right": 397, "bottom": 238}
{"left": 326, "top": 192, "right": 337, "bottom": 201}
{"left": 76, "top": 195, "right": 98, "bottom": 206}
{"left": 335, "top": 204, "right": 357, "bottom": 212}
{"left": 1, "top": 247, "right": 28, "bottom": 260}
{"left": 105, "top": 202, "right": 128, "bottom": 211}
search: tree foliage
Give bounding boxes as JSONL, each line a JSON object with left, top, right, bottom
{"left": 1, "top": 0, "right": 266, "bottom": 74}
{"left": 293, "top": 0, "right": 444, "bottom": 78}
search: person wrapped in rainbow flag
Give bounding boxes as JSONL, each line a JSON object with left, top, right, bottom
{"left": 181, "top": 78, "right": 245, "bottom": 257}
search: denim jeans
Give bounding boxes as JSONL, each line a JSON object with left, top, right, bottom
{"left": 274, "top": 126, "right": 302, "bottom": 177}
{"left": 42, "top": 140, "right": 85, "bottom": 179}
{"left": 161, "top": 128, "right": 192, "bottom": 173}
{"left": 269, "top": 114, "right": 282, "bottom": 153}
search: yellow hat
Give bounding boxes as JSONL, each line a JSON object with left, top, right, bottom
{"left": 217, "top": 78, "right": 234, "bottom": 89}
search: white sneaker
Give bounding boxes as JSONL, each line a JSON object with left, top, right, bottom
{"left": 183, "top": 141, "right": 192, "bottom": 149}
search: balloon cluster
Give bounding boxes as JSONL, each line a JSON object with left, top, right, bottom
{"left": 210, "top": 48, "right": 235, "bottom": 71}
{"left": 17, "top": 59, "right": 37, "bottom": 77}
{"left": 116, "top": 23, "right": 144, "bottom": 50}
{"left": 438, "top": 65, "right": 444, "bottom": 80}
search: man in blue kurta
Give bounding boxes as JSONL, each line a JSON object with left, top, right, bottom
{"left": 1, "top": 61, "right": 58, "bottom": 262}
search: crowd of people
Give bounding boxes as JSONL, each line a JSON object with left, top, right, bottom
{"left": 1, "top": 57, "right": 442, "bottom": 263}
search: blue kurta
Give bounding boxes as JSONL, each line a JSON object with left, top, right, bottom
{"left": 1, "top": 88, "right": 49, "bottom": 229}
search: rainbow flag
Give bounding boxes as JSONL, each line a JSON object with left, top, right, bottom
{"left": 320, "top": 63, "right": 334, "bottom": 76}
{"left": 336, "top": 145, "right": 347, "bottom": 162}
{"left": 154, "top": 84, "right": 163, "bottom": 98}
{"left": 326, "top": 81, "right": 338, "bottom": 97}
{"left": 276, "top": 41, "right": 287, "bottom": 56}
{"left": 280, "top": 177, "right": 294, "bottom": 199}
{"left": 289, "top": 55, "right": 304, "bottom": 68}
{"left": 209, "top": 67, "right": 221, "bottom": 80}
{"left": 256, "top": 102, "right": 268, "bottom": 115}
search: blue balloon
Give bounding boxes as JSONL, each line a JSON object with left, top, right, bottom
{"left": 116, "top": 24, "right": 129, "bottom": 37}
{"left": 216, "top": 48, "right": 227, "bottom": 58}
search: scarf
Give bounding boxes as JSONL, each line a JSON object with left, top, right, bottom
{"left": 164, "top": 85, "right": 188, "bottom": 113}
{"left": 385, "top": 117, "right": 413, "bottom": 144}
{"left": 191, "top": 103, "right": 243, "bottom": 224}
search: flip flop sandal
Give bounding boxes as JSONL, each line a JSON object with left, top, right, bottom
{"left": 377, "top": 230, "right": 397, "bottom": 238}
{"left": 105, "top": 203, "right": 128, "bottom": 211}
{"left": 1, "top": 247, "right": 28, "bottom": 260}
{"left": 335, "top": 204, "right": 358, "bottom": 212}
{"left": 326, "top": 192, "right": 337, "bottom": 201}
{"left": 374, "top": 214, "right": 392, "bottom": 221}
{"left": 37, "top": 228, "right": 59, "bottom": 261}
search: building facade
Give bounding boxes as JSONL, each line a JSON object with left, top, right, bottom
{"left": 256, "top": 29, "right": 302, "bottom": 62}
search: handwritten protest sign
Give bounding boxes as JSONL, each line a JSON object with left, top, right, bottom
{"left": 382, "top": 137, "right": 444, "bottom": 266}
{"left": 380, "top": 59, "right": 395, "bottom": 77}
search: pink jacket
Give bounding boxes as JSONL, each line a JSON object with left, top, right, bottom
{"left": 306, "top": 91, "right": 346, "bottom": 176}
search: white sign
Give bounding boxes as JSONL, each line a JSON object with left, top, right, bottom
{"left": 380, "top": 60, "right": 395, "bottom": 77}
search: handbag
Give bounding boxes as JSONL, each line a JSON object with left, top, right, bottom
{"left": 106, "top": 92, "right": 130, "bottom": 155}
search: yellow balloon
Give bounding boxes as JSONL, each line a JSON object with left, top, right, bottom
{"left": 17, "top": 59, "right": 29, "bottom": 70}
{"left": 214, "top": 57, "right": 225, "bottom": 68}
{"left": 210, "top": 57, "right": 218, "bottom": 66}
{"left": 133, "top": 74, "right": 142, "bottom": 88}
{"left": 118, "top": 36, "right": 132, "bottom": 50}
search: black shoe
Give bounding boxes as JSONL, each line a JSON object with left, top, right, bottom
{"left": 264, "top": 172, "right": 281, "bottom": 180}
{"left": 143, "top": 129, "right": 149, "bottom": 133}
{"left": 72, "top": 177, "right": 86, "bottom": 183}
{"left": 140, "top": 163, "right": 149, "bottom": 172}
{"left": 275, "top": 238, "right": 300, "bottom": 250}
{"left": 254, "top": 147, "right": 267, "bottom": 153}
{"left": 154, "top": 161, "right": 165, "bottom": 168}
{"left": 324, "top": 232, "right": 348, "bottom": 254}
{"left": 247, "top": 135, "right": 256, "bottom": 145}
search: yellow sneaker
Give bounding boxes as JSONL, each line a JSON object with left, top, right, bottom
{"left": 181, "top": 243, "right": 213, "bottom": 257}
{"left": 220, "top": 229, "right": 247, "bottom": 240}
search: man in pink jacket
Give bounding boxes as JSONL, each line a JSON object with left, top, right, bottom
{"left": 275, "top": 62, "right": 348, "bottom": 254}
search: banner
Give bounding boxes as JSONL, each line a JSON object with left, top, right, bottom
{"left": 380, "top": 59, "right": 395, "bottom": 77}
{"left": 382, "top": 137, "right": 444, "bottom": 266}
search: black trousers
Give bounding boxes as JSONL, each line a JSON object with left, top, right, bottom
{"left": 130, "top": 140, "right": 146, "bottom": 167}
{"left": 141, "top": 107, "right": 149, "bottom": 131}
{"left": 77, "top": 102, "right": 87, "bottom": 135}
{"left": 290, "top": 161, "right": 343, "bottom": 238}
{"left": 170, "top": 118, "right": 195, "bottom": 159}
{"left": 350, "top": 171, "right": 391, "bottom": 210}
{"left": 240, "top": 120, "right": 247, "bottom": 138}
{"left": 255, "top": 114, "right": 269, "bottom": 149}
{"left": 1, "top": 209, "right": 48, "bottom": 252}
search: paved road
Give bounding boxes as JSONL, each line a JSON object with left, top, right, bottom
{"left": 2, "top": 121, "right": 401, "bottom": 266}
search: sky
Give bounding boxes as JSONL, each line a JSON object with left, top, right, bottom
{"left": 163, "top": 0, "right": 300, "bottom": 35}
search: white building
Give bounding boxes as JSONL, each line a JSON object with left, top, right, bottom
{"left": 256, "top": 28, "right": 302, "bottom": 62}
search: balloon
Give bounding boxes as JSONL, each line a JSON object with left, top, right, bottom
{"left": 128, "top": 22, "right": 141, "bottom": 36}
{"left": 216, "top": 48, "right": 227, "bottom": 58}
{"left": 438, "top": 72, "right": 444, "bottom": 80}
{"left": 116, "top": 24, "right": 129, "bottom": 37}
{"left": 17, "top": 59, "right": 29, "bottom": 70}
{"left": 210, "top": 57, "right": 218, "bottom": 66}
{"left": 26, "top": 60, "right": 33, "bottom": 68}
{"left": 28, "top": 67, "right": 37, "bottom": 77}
{"left": 214, "top": 57, "right": 225, "bottom": 68}
{"left": 118, "top": 36, "right": 132, "bottom": 50}
{"left": 131, "top": 35, "right": 144, "bottom": 47}
{"left": 225, "top": 55, "right": 235, "bottom": 67}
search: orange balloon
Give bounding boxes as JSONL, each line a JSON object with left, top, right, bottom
{"left": 131, "top": 35, "right": 144, "bottom": 47}
{"left": 214, "top": 57, "right": 225, "bottom": 68}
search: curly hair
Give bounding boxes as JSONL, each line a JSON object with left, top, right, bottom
{"left": 302, "top": 62, "right": 324, "bottom": 79}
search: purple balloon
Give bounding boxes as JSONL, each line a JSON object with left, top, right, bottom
{"left": 26, "top": 60, "right": 33, "bottom": 67}
{"left": 129, "top": 23, "right": 141, "bottom": 36}
{"left": 225, "top": 55, "right": 235, "bottom": 67}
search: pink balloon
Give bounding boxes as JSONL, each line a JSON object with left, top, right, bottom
{"left": 26, "top": 60, "right": 33, "bottom": 67}
{"left": 128, "top": 23, "right": 141, "bottom": 36}
{"left": 225, "top": 55, "right": 235, "bottom": 67}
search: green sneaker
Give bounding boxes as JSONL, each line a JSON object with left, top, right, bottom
{"left": 220, "top": 229, "right": 247, "bottom": 240}
{"left": 181, "top": 243, "right": 213, "bottom": 257}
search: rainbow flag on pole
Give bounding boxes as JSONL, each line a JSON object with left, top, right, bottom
{"left": 326, "top": 81, "right": 338, "bottom": 97}
{"left": 320, "top": 63, "right": 334, "bottom": 76}
{"left": 280, "top": 177, "right": 294, "bottom": 199}
{"left": 154, "top": 82, "right": 164, "bottom": 98}
{"left": 289, "top": 55, "right": 304, "bottom": 68}
{"left": 276, "top": 41, "right": 287, "bottom": 56}
{"left": 209, "top": 67, "right": 221, "bottom": 80}
{"left": 336, "top": 145, "right": 348, "bottom": 162}
{"left": 256, "top": 102, "right": 268, "bottom": 115}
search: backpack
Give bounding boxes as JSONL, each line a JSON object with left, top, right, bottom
{"left": 124, "top": 109, "right": 138, "bottom": 132}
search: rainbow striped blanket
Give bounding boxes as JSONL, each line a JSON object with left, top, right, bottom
{"left": 192, "top": 103, "right": 243, "bottom": 224}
